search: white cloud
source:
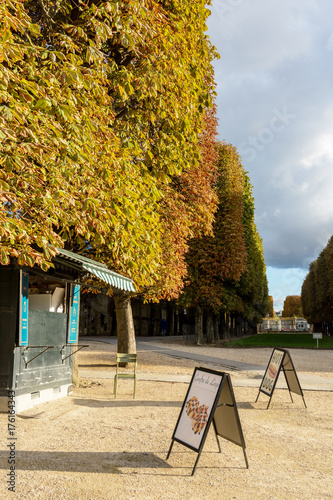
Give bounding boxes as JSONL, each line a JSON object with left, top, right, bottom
{"left": 327, "top": 32, "right": 333, "bottom": 51}
{"left": 207, "top": 0, "right": 333, "bottom": 303}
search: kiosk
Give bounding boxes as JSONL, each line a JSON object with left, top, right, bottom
{"left": 0, "top": 249, "right": 134, "bottom": 412}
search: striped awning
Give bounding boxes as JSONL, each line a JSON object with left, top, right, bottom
{"left": 55, "top": 248, "right": 135, "bottom": 292}
{"left": 81, "top": 262, "right": 135, "bottom": 292}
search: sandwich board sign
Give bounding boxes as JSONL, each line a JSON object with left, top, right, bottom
{"left": 167, "top": 367, "right": 248, "bottom": 476}
{"left": 255, "top": 348, "right": 306, "bottom": 409}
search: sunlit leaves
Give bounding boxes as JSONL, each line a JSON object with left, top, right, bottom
{"left": 184, "top": 142, "right": 268, "bottom": 321}
{"left": 0, "top": 0, "right": 217, "bottom": 297}
{"left": 282, "top": 296, "right": 303, "bottom": 317}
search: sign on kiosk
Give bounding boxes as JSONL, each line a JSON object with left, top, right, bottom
{"left": 68, "top": 284, "right": 80, "bottom": 344}
{"left": 19, "top": 271, "right": 29, "bottom": 346}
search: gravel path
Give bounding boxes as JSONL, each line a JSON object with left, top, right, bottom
{"left": 0, "top": 339, "right": 332, "bottom": 499}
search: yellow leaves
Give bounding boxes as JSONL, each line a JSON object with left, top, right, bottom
{"left": 34, "top": 98, "right": 52, "bottom": 110}
{"left": 1, "top": 30, "right": 11, "bottom": 44}
{"left": 0, "top": 244, "right": 10, "bottom": 265}
{"left": 0, "top": 0, "right": 218, "bottom": 299}
{"left": 28, "top": 23, "right": 40, "bottom": 38}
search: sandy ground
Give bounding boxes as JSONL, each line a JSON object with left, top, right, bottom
{"left": 0, "top": 339, "right": 332, "bottom": 500}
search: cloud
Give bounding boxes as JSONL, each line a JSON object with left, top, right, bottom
{"left": 207, "top": 0, "right": 333, "bottom": 290}
{"left": 326, "top": 32, "right": 333, "bottom": 51}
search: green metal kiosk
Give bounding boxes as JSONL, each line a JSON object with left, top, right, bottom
{"left": 0, "top": 249, "right": 134, "bottom": 412}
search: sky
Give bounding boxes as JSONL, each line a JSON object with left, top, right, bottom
{"left": 206, "top": 0, "right": 333, "bottom": 310}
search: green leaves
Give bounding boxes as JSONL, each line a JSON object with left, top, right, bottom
{"left": 34, "top": 98, "right": 52, "bottom": 110}
{"left": 301, "top": 235, "right": 333, "bottom": 325}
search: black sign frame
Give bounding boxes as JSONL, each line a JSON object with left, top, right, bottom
{"left": 255, "top": 348, "right": 306, "bottom": 409}
{"left": 166, "top": 367, "right": 248, "bottom": 476}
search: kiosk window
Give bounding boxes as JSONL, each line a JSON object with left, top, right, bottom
{"left": 28, "top": 275, "right": 66, "bottom": 313}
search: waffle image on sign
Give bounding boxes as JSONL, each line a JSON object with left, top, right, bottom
{"left": 186, "top": 396, "right": 200, "bottom": 418}
{"left": 192, "top": 404, "right": 209, "bottom": 435}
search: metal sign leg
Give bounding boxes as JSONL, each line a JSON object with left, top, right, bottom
{"left": 166, "top": 440, "right": 174, "bottom": 460}
{"left": 243, "top": 447, "right": 249, "bottom": 469}
{"left": 213, "top": 421, "right": 222, "bottom": 453}
{"left": 191, "top": 450, "right": 203, "bottom": 476}
{"left": 288, "top": 390, "right": 294, "bottom": 403}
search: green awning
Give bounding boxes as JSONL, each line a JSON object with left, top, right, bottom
{"left": 55, "top": 248, "right": 135, "bottom": 292}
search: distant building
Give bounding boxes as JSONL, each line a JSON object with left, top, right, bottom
{"left": 260, "top": 317, "right": 310, "bottom": 332}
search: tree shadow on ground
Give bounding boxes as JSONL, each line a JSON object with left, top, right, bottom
{"left": 79, "top": 363, "right": 116, "bottom": 368}
{"left": 0, "top": 450, "right": 170, "bottom": 473}
{"left": 0, "top": 450, "right": 247, "bottom": 476}
{"left": 72, "top": 398, "right": 182, "bottom": 408}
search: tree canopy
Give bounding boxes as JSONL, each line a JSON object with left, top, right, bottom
{"left": 301, "top": 234, "right": 333, "bottom": 331}
{"left": 183, "top": 142, "right": 269, "bottom": 328}
{"left": 1, "top": 1, "right": 269, "bottom": 345}
{"left": 268, "top": 296, "right": 274, "bottom": 317}
{"left": 282, "top": 295, "right": 303, "bottom": 318}
{"left": 0, "top": 0, "right": 218, "bottom": 296}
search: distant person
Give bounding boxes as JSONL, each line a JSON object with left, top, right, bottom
{"left": 160, "top": 318, "right": 167, "bottom": 336}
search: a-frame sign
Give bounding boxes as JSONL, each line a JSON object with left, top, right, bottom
{"left": 255, "top": 348, "right": 306, "bottom": 409}
{"left": 166, "top": 367, "right": 248, "bottom": 476}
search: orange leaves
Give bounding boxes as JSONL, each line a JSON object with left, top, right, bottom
{"left": 282, "top": 295, "right": 303, "bottom": 317}
{"left": 184, "top": 141, "right": 268, "bottom": 318}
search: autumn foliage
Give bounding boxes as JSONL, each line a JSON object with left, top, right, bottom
{"left": 301, "top": 235, "right": 333, "bottom": 332}
{"left": 184, "top": 142, "right": 269, "bottom": 329}
{"left": 1, "top": 1, "right": 269, "bottom": 342}
{"left": 282, "top": 296, "right": 303, "bottom": 318}
{"left": 0, "top": 0, "right": 217, "bottom": 295}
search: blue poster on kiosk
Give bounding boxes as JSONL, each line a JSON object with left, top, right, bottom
{"left": 20, "top": 271, "right": 29, "bottom": 346}
{"left": 68, "top": 284, "right": 80, "bottom": 344}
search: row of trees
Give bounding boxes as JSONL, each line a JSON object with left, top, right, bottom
{"left": 1, "top": 0, "right": 219, "bottom": 350}
{"left": 282, "top": 295, "right": 303, "bottom": 318}
{"left": 301, "top": 235, "right": 333, "bottom": 334}
{"left": 1, "top": 0, "right": 217, "bottom": 278}
{"left": 1, "top": 1, "right": 268, "bottom": 347}
{"left": 267, "top": 296, "right": 274, "bottom": 317}
{"left": 182, "top": 142, "right": 269, "bottom": 342}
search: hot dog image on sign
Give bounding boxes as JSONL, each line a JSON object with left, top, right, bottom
{"left": 260, "top": 349, "right": 284, "bottom": 396}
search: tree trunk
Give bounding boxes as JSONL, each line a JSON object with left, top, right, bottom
{"left": 223, "top": 312, "right": 230, "bottom": 339}
{"left": 148, "top": 303, "right": 155, "bottom": 337}
{"left": 169, "top": 304, "right": 175, "bottom": 335}
{"left": 231, "top": 314, "right": 235, "bottom": 337}
{"left": 195, "top": 304, "right": 204, "bottom": 345}
{"left": 213, "top": 313, "right": 219, "bottom": 341}
{"left": 206, "top": 309, "right": 215, "bottom": 344}
{"left": 167, "top": 302, "right": 173, "bottom": 336}
{"left": 113, "top": 291, "right": 136, "bottom": 356}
